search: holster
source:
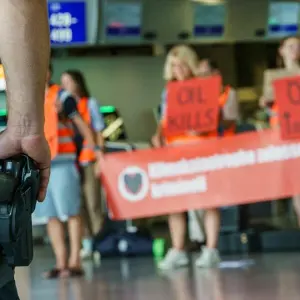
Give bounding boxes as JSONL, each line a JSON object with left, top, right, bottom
{"left": 0, "top": 155, "right": 39, "bottom": 266}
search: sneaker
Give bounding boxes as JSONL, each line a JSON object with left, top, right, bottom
{"left": 80, "top": 248, "right": 93, "bottom": 260}
{"left": 195, "top": 247, "right": 221, "bottom": 268}
{"left": 158, "top": 249, "right": 189, "bottom": 270}
{"left": 80, "top": 238, "right": 93, "bottom": 260}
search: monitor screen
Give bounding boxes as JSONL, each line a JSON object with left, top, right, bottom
{"left": 104, "top": 2, "right": 142, "bottom": 39}
{"left": 268, "top": 2, "right": 299, "bottom": 37}
{"left": 193, "top": 3, "right": 226, "bottom": 37}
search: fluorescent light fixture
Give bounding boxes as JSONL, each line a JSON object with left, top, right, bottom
{"left": 0, "top": 106, "right": 117, "bottom": 117}
{"left": 191, "top": 0, "right": 224, "bottom": 4}
{"left": 100, "top": 106, "right": 116, "bottom": 114}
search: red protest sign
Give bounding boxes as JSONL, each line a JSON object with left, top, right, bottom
{"left": 164, "top": 76, "right": 221, "bottom": 137}
{"left": 273, "top": 75, "right": 300, "bottom": 140}
{"left": 101, "top": 129, "right": 300, "bottom": 220}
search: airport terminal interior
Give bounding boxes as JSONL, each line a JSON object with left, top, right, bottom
{"left": 4, "top": 0, "right": 300, "bottom": 299}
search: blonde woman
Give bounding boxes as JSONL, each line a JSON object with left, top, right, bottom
{"left": 152, "top": 45, "right": 222, "bottom": 270}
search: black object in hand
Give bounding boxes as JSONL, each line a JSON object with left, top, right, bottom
{"left": 0, "top": 155, "right": 40, "bottom": 266}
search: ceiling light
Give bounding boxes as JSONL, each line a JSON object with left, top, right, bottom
{"left": 191, "top": 0, "right": 224, "bottom": 4}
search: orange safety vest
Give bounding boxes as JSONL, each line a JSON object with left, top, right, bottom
{"left": 269, "top": 103, "right": 279, "bottom": 128}
{"left": 77, "top": 97, "right": 96, "bottom": 165}
{"left": 44, "top": 84, "right": 77, "bottom": 160}
{"left": 218, "top": 85, "right": 236, "bottom": 137}
{"left": 163, "top": 85, "right": 235, "bottom": 144}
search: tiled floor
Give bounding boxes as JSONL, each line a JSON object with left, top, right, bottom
{"left": 15, "top": 247, "right": 300, "bottom": 300}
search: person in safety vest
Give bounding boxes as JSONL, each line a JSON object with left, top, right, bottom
{"left": 61, "top": 70, "right": 105, "bottom": 259}
{"left": 152, "top": 46, "right": 239, "bottom": 270}
{"left": 186, "top": 58, "right": 240, "bottom": 251}
{"left": 34, "top": 64, "right": 99, "bottom": 279}
{"left": 259, "top": 36, "right": 300, "bottom": 226}
{"left": 198, "top": 58, "right": 239, "bottom": 136}
{"left": 0, "top": 0, "right": 50, "bottom": 297}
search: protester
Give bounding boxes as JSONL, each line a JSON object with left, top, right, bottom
{"left": 198, "top": 58, "right": 240, "bottom": 134}
{"left": 61, "top": 70, "right": 105, "bottom": 259}
{"left": 259, "top": 36, "right": 300, "bottom": 226}
{"left": 152, "top": 46, "right": 240, "bottom": 270}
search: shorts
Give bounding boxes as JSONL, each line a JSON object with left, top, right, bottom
{"left": 33, "top": 161, "right": 81, "bottom": 224}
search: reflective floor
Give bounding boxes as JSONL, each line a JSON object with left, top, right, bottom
{"left": 15, "top": 247, "right": 300, "bottom": 300}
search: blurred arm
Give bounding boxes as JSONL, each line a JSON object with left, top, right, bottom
{"left": 63, "top": 96, "right": 96, "bottom": 147}
{"left": 89, "top": 98, "right": 105, "bottom": 149}
{"left": 72, "top": 115, "right": 96, "bottom": 147}
{"left": 152, "top": 91, "right": 167, "bottom": 146}
{"left": 222, "top": 88, "right": 240, "bottom": 129}
{"left": 152, "top": 123, "right": 164, "bottom": 147}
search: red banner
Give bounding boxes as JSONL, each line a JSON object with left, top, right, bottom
{"left": 101, "top": 130, "right": 300, "bottom": 220}
{"left": 274, "top": 75, "right": 300, "bottom": 140}
{"left": 164, "top": 76, "right": 221, "bottom": 137}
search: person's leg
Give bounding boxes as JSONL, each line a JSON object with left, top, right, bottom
{"left": 196, "top": 208, "right": 221, "bottom": 268}
{"left": 47, "top": 218, "right": 68, "bottom": 270}
{"left": 80, "top": 190, "right": 93, "bottom": 258}
{"left": 80, "top": 165, "right": 93, "bottom": 258}
{"left": 0, "top": 280, "right": 19, "bottom": 300}
{"left": 84, "top": 164, "right": 102, "bottom": 235}
{"left": 51, "top": 162, "right": 82, "bottom": 275}
{"left": 158, "top": 213, "right": 189, "bottom": 270}
{"left": 169, "top": 213, "right": 186, "bottom": 250}
{"left": 204, "top": 208, "right": 220, "bottom": 249}
{"left": 81, "top": 163, "right": 102, "bottom": 258}
{"left": 68, "top": 215, "right": 82, "bottom": 269}
{"left": 292, "top": 195, "right": 300, "bottom": 226}
{"left": 33, "top": 165, "right": 68, "bottom": 278}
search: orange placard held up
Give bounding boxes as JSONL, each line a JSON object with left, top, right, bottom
{"left": 164, "top": 75, "right": 221, "bottom": 137}
{"left": 273, "top": 75, "right": 300, "bottom": 140}
{"left": 100, "top": 129, "right": 300, "bottom": 221}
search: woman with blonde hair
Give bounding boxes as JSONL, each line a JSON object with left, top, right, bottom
{"left": 152, "top": 45, "right": 222, "bottom": 270}
{"left": 152, "top": 45, "right": 199, "bottom": 145}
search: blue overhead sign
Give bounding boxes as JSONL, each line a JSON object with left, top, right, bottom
{"left": 48, "top": 1, "right": 87, "bottom": 45}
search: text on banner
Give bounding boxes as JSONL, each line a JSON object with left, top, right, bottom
{"left": 100, "top": 130, "right": 300, "bottom": 220}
